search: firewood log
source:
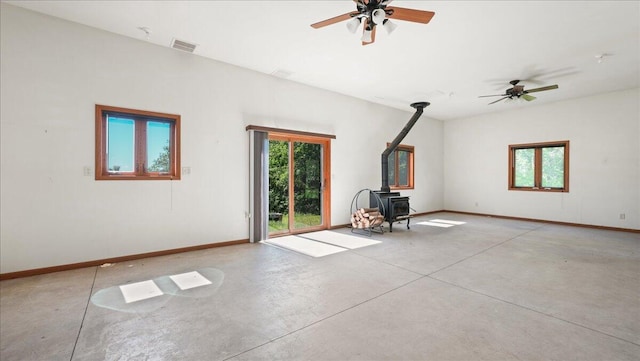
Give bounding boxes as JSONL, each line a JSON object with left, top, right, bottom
{"left": 366, "top": 211, "right": 381, "bottom": 219}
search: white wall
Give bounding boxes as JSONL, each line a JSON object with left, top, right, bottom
{"left": 0, "top": 4, "right": 444, "bottom": 273}
{"left": 444, "top": 88, "right": 640, "bottom": 229}
{"left": 6, "top": 2, "right": 635, "bottom": 275}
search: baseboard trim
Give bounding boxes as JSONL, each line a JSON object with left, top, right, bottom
{"left": 333, "top": 209, "right": 638, "bottom": 234}
{"left": 443, "top": 210, "right": 640, "bottom": 234}
{"left": 0, "top": 239, "right": 249, "bottom": 281}
{"left": 3, "top": 210, "right": 636, "bottom": 280}
{"left": 411, "top": 210, "right": 447, "bottom": 218}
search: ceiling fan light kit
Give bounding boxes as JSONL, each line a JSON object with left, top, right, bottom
{"left": 382, "top": 19, "right": 398, "bottom": 34}
{"left": 311, "top": 0, "right": 435, "bottom": 45}
{"left": 362, "top": 27, "right": 373, "bottom": 43}
{"left": 371, "top": 8, "right": 386, "bottom": 25}
{"left": 346, "top": 17, "right": 361, "bottom": 33}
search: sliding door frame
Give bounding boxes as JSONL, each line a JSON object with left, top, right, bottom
{"left": 269, "top": 131, "right": 331, "bottom": 236}
{"left": 247, "top": 125, "right": 334, "bottom": 238}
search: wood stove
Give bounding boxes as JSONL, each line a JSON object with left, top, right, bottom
{"left": 371, "top": 101, "right": 429, "bottom": 232}
{"left": 370, "top": 191, "right": 411, "bottom": 232}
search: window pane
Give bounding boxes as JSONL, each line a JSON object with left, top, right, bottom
{"left": 387, "top": 153, "right": 395, "bottom": 185}
{"left": 542, "top": 146, "right": 564, "bottom": 188}
{"left": 398, "top": 150, "right": 408, "bottom": 186}
{"left": 147, "top": 121, "right": 171, "bottom": 173}
{"left": 107, "top": 116, "right": 135, "bottom": 172}
{"left": 514, "top": 148, "right": 535, "bottom": 187}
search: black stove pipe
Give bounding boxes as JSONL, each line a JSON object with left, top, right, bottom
{"left": 381, "top": 101, "right": 430, "bottom": 192}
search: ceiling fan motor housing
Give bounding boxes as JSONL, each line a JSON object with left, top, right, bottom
{"left": 357, "top": 1, "right": 391, "bottom": 23}
{"left": 506, "top": 85, "right": 525, "bottom": 97}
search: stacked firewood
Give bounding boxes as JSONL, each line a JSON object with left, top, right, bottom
{"left": 351, "top": 208, "right": 385, "bottom": 229}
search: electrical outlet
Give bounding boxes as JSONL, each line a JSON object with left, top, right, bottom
{"left": 182, "top": 166, "right": 191, "bottom": 175}
{"left": 620, "top": 213, "right": 625, "bottom": 220}
{"left": 83, "top": 166, "right": 92, "bottom": 176}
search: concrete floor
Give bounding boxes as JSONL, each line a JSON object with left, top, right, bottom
{"left": 1, "top": 213, "right": 639, "bottom": 360}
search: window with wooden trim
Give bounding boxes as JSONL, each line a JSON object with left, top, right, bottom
{"left": 387, "top": 144, "right": 414, "bottom": 189}
{"left": 509, "top": 141, "right": 569, "bottom": 192}
{"left": 95, "top": 105, "right": 180, "bottom": 180}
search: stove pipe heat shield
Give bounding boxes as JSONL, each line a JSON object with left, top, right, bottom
{"left": 380, "top": 102, "right": 430, "bottom": 192}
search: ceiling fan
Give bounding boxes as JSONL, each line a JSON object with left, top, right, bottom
{"left": 479, "top": 80, "right": 559, "bottom": 105}
{"left": 311, "top": 0, "right": 435, "bottom": 45}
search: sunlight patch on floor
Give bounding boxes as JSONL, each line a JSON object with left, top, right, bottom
{"left": 417, "top": 219, "right": 467, "bottom": 228}
{"left": 170, "top": 271, "right": 213, "bottom": 291}
{"left": 119, "top": 280, "right": 164, "bottom": 303}
{"left": 264, "top": 235, "right": 348, "bottom": 257}
{"left": 301, "top": 230, "right": 381, "bottom": 249}
{"left": 430, "top": 219, "right": 467, "bottom": 225}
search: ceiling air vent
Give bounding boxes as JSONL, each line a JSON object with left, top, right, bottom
{"left": 170, "top": 38, "right": 197, "bottom": 53}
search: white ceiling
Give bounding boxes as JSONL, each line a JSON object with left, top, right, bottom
{"left": 5, "top": 0, "right": 640, "bottom": 121}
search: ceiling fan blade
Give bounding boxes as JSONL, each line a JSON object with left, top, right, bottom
{"left": 478, "top": 94, "right": 507, "bottom": 98}
{"left": 362, "top": 21, "right": 377, "bottom": 45}
{"left": 386, "top": 7, "right": 435, "bottom": 24}
{"left": 522, "top": 94, "right": 536, "bottom": 101}
{"left": 525, "top": 84, "right": 559, "bottom": 93}
{"left": 311, "top": 12, "right": 358, "bottom": 29}
{"left": 488, "top": 97, "right": 509, "bottom": 105}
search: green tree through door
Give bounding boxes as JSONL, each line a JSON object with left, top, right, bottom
{"left": 268, "top": 138, "right": 325, "bottom": 233}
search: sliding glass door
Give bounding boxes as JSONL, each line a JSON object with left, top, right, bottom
{"left": 268, "top": 134, "right": 330, "bottom": 235}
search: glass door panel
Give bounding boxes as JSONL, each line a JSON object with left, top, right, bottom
{"left": 268, "top": 140, "right": 289, "bottom": 234}
{"left": 293, "top": 142, "right": 323, "bottom": 230}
